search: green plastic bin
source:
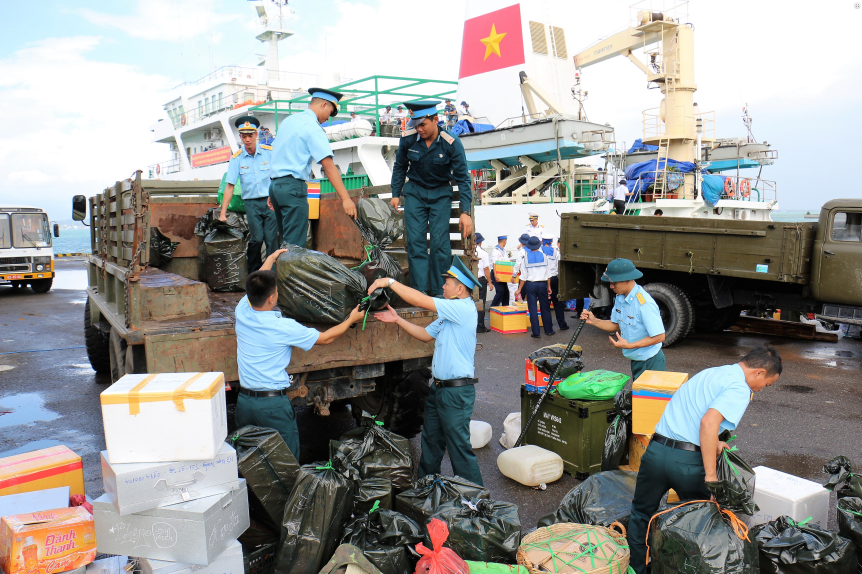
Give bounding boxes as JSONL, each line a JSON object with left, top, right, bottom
{"left": 319, "top": 174, "right": 370, "bottom": 194}
{"left": 218, "top": 173, "right": 246, "bottom": 213}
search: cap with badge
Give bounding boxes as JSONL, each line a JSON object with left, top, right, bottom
{"left": 528, "top": 212, "right": 538, "bottom": 220}
{"left": 404, "top": 100, "right": 441, "bottom": 128}
{"left": 441, "top": 255, "right": 479, "bottom": 290}
{"left": 308, "top": 87, "right": 344, "bottom": 117}
{"left": 601, "top": 258, "right": 643, "bottom": 282}
{"left": 234, "top": 115, "right": 260, "bottom": 133}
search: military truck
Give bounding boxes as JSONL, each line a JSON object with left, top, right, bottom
{"left": 557, "top": 200, "right": 862, "bottom": 345}
{"left": 72, "top": 171, "right": 476, "bottom": 437}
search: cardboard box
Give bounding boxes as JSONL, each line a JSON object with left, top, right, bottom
{"left": 490, "top": 306, "right": 527, "bottom": 334}
{"left": 493, "top": 261, "right": 515, "bottom": 282}
{"left": 101, "top": 443, "right": 239, "bottom": 515}
{"left": 0, "top": 487, "right": 70, "bottom": 519}
{"left": 100, "top": 373, "right": 227, "bottom": 464}
{"left": 0, "top": 507, "right": 96, "bottom": 574}
{"left": 307, "top": 182, "right": 320, "bottom": 220}
{"left": 139, "top": 540, "right": 242, "bottom": 574}
{"left": 628, "top": 433, "right": 651, "bottom": 472}
{"left": 742, "top": 466, "right": 829, "bottom": 528}
{"left": 632, "top": 370, "right": 689, "bottom": 435}
{"left": 524, "top": 359, "right": 554, "bottom": 393}
{"left": 93, "top": 480, "right": 249, "bottom": 565}
{"left": 0, "top": 446, "right": 85, "bottom": 498}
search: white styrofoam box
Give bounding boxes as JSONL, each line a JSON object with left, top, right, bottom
{"left": 101, "top": 443, "right": 239, "bottom": 515}
{"left": 743, "top": 466, "right": 830, "bottom": 527}
{"left": 499, "top": 412, "right": 521, "bottom": 449}
{"left": 139, "top": 540, "right": 243, "bottom": 574}
{"left": 100, "top": 372, "right": 227, "bottom": 463}
{"left": 497, "top": 445, "right": 563, "bottom": 487}
{"left": 470, "top": 421, "right": 493, "bottom": 449}
{"left": 0, "top": 486, "right": 69, "bottom": 518}
{"left": 93, "top": 479, "right": 249, "bottom": 565}
{"left": 86, "top": 556, "right": 128, "bottom": 574}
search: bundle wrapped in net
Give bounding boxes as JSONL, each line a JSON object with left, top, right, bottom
{"left": 517, "top": 522, "right": 629, "bottom": 574}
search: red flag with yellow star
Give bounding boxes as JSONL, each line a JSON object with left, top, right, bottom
{"left": 458, "top": 3, "right": 525, "bottom": 79}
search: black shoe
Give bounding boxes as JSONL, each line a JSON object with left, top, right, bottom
{"left": 559, "top": 325, "right": 570, "bottom": 331}
{"left": 545, "top": 331, "right": 556, "bottom": 336}
{"left": 530, "top": 334, "right": 541, "bottom": 339}
{"left": 477, "top": 325, "right": 490, "bottom": 333}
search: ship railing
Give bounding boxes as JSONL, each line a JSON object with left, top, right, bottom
{"left": 751, "top": 149, "right": 778, "bottom": 162}
{"left": 718, "top": 175, "right": 777, "bottom": 203}
{"left": 148, "top": 159, "right": 183, "bottom": 179}
{"left": 630, "top": 0, "right": 689, "bottom": 29}
{"left": 626, "top": 169, "right": 777, "bottom": 203}
{"left": 171, "top": 66, "right": 261, "bottom": 90}
{"left": 642, "top": 108, "right": 715, "bottom": 142}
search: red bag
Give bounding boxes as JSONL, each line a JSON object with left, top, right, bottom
{"left": 414, "top": 518, "right": 470, "bottom": 574}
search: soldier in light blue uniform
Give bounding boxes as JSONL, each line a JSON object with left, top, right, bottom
{"left": 269, "top": 87, "right": 357, "bottom": 246}
{"left": 580, "top": 258, "right": 667, "bottom": 380}
{"left": 220, "top": 116, "right": 278, "bottom": 273}
{"left": 368, "top": 256, "right": 483, "bottom": 485}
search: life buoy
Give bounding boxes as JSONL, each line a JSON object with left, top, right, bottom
{"left": 180, "top": 114, "right": 186, "bottom": 126}
{"left": 724, "top": 177, "right": 734, "bottom": 197}
{"left": 155, "top": 164, "right": 161, "bottom": 176}
{"left": 739, "top": 179, "right": 751, "bottom": 198}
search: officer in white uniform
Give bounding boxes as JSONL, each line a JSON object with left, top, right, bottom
{"left": 515, "top": 236, "right": 554, "bottom": 338}
{"left": 523, "top": 213, "right": 546, "bottom": 240}
{"left": 475, "top": 233, "right": 493, "bottom": 333}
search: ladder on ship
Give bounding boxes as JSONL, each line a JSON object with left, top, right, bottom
{"left": 624, "top": 135, "right": 669, "bottom": 215}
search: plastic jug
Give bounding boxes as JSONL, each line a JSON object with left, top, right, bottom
{"left": 496, "top": 445, "right": 563, "bottom": 487}
{"left": 499, "top": 412, "right": 521, "bottom": 449}
{"left": 469, "top": 421, "right": 492, "bottom": 449}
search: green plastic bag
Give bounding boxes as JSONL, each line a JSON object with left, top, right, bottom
{"left": 218, "top": 173, "right": 246, "bottom": 213}
{"left": 557, "top": 370, "right": 629, "bottom": 401}
{"left": 466, "top": 562, "right": 528, "bottom": 574}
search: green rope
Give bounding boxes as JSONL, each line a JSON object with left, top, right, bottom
{"left": 315, "top": 460, "right": 333, "bottom": 470}
{"left": 369, "top": 500, "right": 380, "bottom": 514}
{"left": 370, "top": 415, "right": 384, "bottom": 426}
{"left": 351, "top": 244, "right": 377, "bottom": 270}
{"left": 842, "top": 508, "right": 862, "bottom": 518}
{"left": 788, "top": 516, "right": 812, "bottom": 528}
{"left": 359, "top": 295, "right": 371, "bottom": 331}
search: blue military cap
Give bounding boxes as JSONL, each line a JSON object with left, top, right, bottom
{"left": 475, "top": 232, "right": 485, "bottom": 244}
{"left": 602, "top": 258, "right": 643, "bottom": 282}
{"left": 527, "top": 236, "right": 541, "bottom": 250}
{"left": 404, "top": 100, "right": 440, "bottom": 128}
{"left": 497, "top": 235, "right": 507, "bottom": 241}
{"left": 234, "top": 115, "right": 260, "bottom": 132}
{"left": 441, "top": 255, "right": 479, "bottom": 290}
{"left": 308, "top": 87, "right": 344, "bottom": 117}
{"left": 518, "top": 233, "right": 530, "bottom": 245}
{"left": 542, "top": 238, "right": 552, "bottom": 245}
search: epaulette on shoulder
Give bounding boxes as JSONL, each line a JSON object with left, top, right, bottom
{"left": 259, "top": 144, "right": 272, "bottom": 150}
{"left": 401, "top": 128, "right": 417, "bottom": 137}
{"left": 440, "top": 131, "right": 455, "bottom": 145}
{"left": 232, "top": 149, "right": 242, "bottom": 158}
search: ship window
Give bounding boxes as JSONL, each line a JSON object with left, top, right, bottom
{"left": 244, "top": 92, "right": 254, "bottom": 103}
{"left": 197, "top": 100, "right": 203, "bottom": 117}
{"left": 178, "top": 105, "right": 185, "bottom": 115}
{"left": 551, "top": 26, "right": 567, "bottom": 59}
{"left": 0, "top": 214, "right": 10, "bottom": 249}
{"left": 218, "top": 92, "right": 223, "bottom": 110}
{"left": 529, "top": 22, "right": 548, "bottom": 55}
{"left": 831, "top": 212, "right": 862, "bottom": 242}
{"left": 205, "top": 97, "right": 211, "bottom": 114}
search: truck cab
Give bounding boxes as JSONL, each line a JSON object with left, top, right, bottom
{"left": 0, "top": 206, "right": 58, "bottom": 293}
{"left": 810, "top": 199, "right": 862, "bottom": 316}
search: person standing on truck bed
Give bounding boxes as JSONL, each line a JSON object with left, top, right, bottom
{"left": 269, "top": 88, "right": 357, "bottom": 247}
{"left": 390, "top": 100, "right": 473, "bottom": 297}
{"left": 627, "top": 346, "right": 782, "bottom": 574}
{"left": 220, "top": 116, "right": 279, "bottom": 273}
{"left": 613, "top": 178, "right": 632, "bottom": 215}
{"left": 234, "top": 248, "right": 365, "bottom": 459}
{"left": 367, "top": 256, "right": 483, "bottom": 486}
{"left": 580, "top": 259, "right": 666, "bottom": 380}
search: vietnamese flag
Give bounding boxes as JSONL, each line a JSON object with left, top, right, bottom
{"left": 459, "top": 3, "right": 525, "bottom": 79}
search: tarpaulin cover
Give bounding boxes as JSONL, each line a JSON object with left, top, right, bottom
{"left": 429, "top": 498, "right": 521, "bottom": 563}
{"left": 341, "top": 508, "right": 424, "bottom": 574}
{"left": 414, "top": 518, "right": 470, "bottom": 574}
{"left": 275, "top": 461, "right": 356, "bottom": 574}
{"left": 701, "top": 174, "right": 726, "bottom": 206}
{"left": 331, "top": 422, "right": 414, "bottom": 494}
{"left": 537, "top": 470, "right": 637, "bottom": 529}
{"left": 355, "top": 477, "right": 394, "bottom": 514}
{"left": 527, "top": 344, "right": 584, "bottom": 380}
{"left": 706, "top": 445, "right": 758, "bottom": 516}
{"left": 628, "top": 139, "right": 659, "bottom": 153}
{"left": 464, "top": 563, "right": 527, "bottom": 574}
{"left": 396, "top": 475, "right": 490, "bottom": 527}
{"left": 218, "top": 172, "right": 246, "bottom": 213}
{"left": 148, "top": 227, "right": 178, "bottom": 268}
{"left": 823, "top": 456, "right": 862, "bottom": 499}
{"left": 229, "top": 426, "right": 301, "bottom": 533}
{"left": 601, "top": 390, "right": 632, "bottom": 472}
{"left": 624, "top": 159, "right": 696, "bottom": 195}
{"left": 557, "top": 370, "right": 629, "bottom": 401}
{"left": 648, "top": 501, "right": 759, "bottom": 574}
{"left": 275, "top": 245, "right": 369, "bottom": 324}
{"left": 204, "top": 220, "right": 248, "bottom": 292}
{"left": 752, "top": 515, "right": 858, "bottom": 574}
{"left": 836, "top": 497, "right": 862, "bottom": 574}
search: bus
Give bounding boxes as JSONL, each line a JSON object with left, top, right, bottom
{"left": 0, "top": 206, "right": 59, "bottom": 293}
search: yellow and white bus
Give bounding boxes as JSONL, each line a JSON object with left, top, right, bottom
{"left": 0, "top": 206, "right": 59, "bottom": 293}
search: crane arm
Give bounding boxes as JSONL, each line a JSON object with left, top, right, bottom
{"left": 573, "top": 27, "right": 659, "bottom": 71}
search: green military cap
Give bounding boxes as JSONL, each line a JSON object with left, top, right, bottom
{"left": 602, "top": 258, "right": 643, "bottom": 282}
{"left": 441, "top": 255, "right": 479, "bottom": 290}
{"left": 234, "top": 115, "right": 260, "bottom": 132}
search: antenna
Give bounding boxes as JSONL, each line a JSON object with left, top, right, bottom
{"left": 742, "top": 103, "right": 755, "bottom": 143}
{"left": 571, "top": 72, "right": 588, "bottom": 121}
{"left": 252, "top": 0, "right": 294, "bottom": 83}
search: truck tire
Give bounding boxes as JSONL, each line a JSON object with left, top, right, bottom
{"left": 351, "top": 368, "right": 431, "bottom": 439}
{"left": 109, "top": 327, "right": 128, "bottom": 383}
{"left": 643, "top": 283, "right": 693, "bottom": 347}
{"left": 84, "top": 299, "right": 110, "bottom": 374}
{"left": 30, "top": 278, "right": 53, "bottom": 293}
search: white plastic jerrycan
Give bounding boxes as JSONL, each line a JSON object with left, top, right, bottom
{"left": 497, "top": 445, "right": 563, "bottom": 487}
{"left": 469, "top": 420, "right": 493, "bottom": 448}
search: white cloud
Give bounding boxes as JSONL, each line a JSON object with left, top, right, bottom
{"left": 76, "top": 0, "right": 241, "bottom": 42}
{"left": 0, "top": 36, "right": 171, "bottom": 219}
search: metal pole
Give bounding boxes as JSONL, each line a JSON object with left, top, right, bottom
{"left": 375, "top": 77, "right": 380, "bottom": 137}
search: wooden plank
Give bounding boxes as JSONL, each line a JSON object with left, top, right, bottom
{"left": 580, "top": 221, "right": 767, "bottom": 237}
{"left": 149, "top": 195, "right": 220, "bottom": 204}
{"left": 728, "top": 316, "right": 838, "bottom": 342}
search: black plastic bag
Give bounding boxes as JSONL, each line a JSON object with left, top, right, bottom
{"left": 753, "top": 515, "right": 858, "bottom": 574}
{"left": 239, "top": 517, "right": 280, "bottom": 552}
{"left": 330, "top": 421, "right": 414, "bottom": 494}
{"left": 276, "top": 461, "right": 356, "bottom": 574}
{"left": 395, "top": 475, "right": 490, "bottom": 527}
{"left": 537, "top": 470, "right": 637, "bottom": 529}
{"left": 148, "top": 227, "right": 178, "bottom": 268}
{"left": 195, "top": 206, "right": 248, "bottom": 237}
{"left": 341, "top": 507, "right": 424, "bottom": 574}
{"left": 352, "top": 198, "right": 405, "bottom": 297}
{"left": 204, "top": 221, "right": 248, "bottom": 292}
{"left": 229, "top": 426, "right": 301, "bottom": 533}
{"left": 706, "top": 446, "right": 758, "bottom": 516}
{"left": 601, "top": 390, "right": 632, "bottom": 472}
{"left": 649, "top": 501, "right": 759, "bottom": 574}
{"left": 528, "top": 344, "right": 584, "bottom": 379}
{"left": 429, "top": 498, "right": 521, "bottom": 563}
{"left": 837, "top": 498, "right": 862, "bottom": 574}
{"left": 355, "top": 477, "right": 393, "bottom": 515}
{"left": 275, "top": 245, "right": 368, "bottom": 324}
{"left": 824, "top": 456, "right": 862, "bottom": 499}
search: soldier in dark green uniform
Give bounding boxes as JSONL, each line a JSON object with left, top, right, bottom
{"left": 390, "top": 100, "right": 473, "bottom": 296}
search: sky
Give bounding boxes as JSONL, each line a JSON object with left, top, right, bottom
{"left": 0, "top": 0, "right": 859, "bottom": 221}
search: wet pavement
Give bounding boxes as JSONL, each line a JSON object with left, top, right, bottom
{"left": 1, "top": 258, "right": 860, "bottom": 530}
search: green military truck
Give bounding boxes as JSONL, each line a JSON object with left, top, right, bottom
{"left": 557, "top": 199, "right": 862, "bottom": 345}
{"left": 71, "top": 171, "right": 476, "bottom": 437}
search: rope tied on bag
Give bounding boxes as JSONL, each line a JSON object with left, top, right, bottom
{"left": 315, "top": 460, "right": 334, "bottom": 471}
{"left": 645, "top": 500, "right": 749, "bottom": 565}
{"left": 351, "top": 244, "right": 378, "bottom": 270}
